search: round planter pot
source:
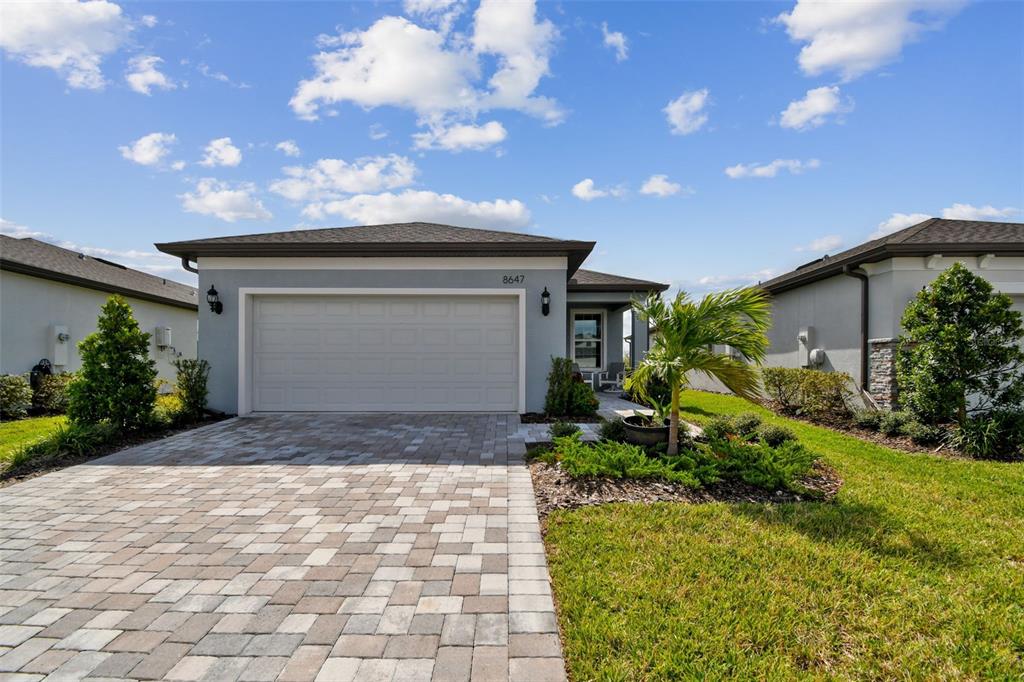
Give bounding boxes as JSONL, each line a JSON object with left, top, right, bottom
{"left": 622, "top": 414, "right": 670, "bottom": 446}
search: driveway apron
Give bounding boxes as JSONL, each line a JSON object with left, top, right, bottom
{"left": 0, "top": 414, "right": 566, "bottom": 682}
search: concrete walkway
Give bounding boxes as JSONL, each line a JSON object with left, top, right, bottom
{"left": 0, "top": 414, "right": 565, "bottom": 681}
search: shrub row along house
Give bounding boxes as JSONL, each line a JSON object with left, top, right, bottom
{"left": 0, "top": 234, "right": 199, "bottom": 383}
{"left": 757, "top": 218, "right": 1024, "bottom": 407}
{"left": 156, "top": 222, "right": 667, "bottom": 415}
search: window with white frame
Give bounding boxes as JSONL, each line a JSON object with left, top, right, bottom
{"left": 572, "top": 310, "right": 604, "bottom": 370}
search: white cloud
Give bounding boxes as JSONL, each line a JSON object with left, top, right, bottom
{"left": 275, "top": 140, "right": 301, "bottom": 157}
{"left": 601, "top": 22, "right": 628, "bottom": 62}
{"left": 119, "top": 132, "right": 177, "bottom": 166}
{"left": 125, "top": 55, "right": 175, "bottom": 95}
{"left": 775, "top": 0, "right": 965, "bottom": 81}
{"left": 179, "top": 178, "right": 271, "bottom": 222}
{"left": 724, "top": 158, "right": 820, "bottom": 179}
{"left": 369, "top": 123, "right": 389, "bottom": 140}
{"left": 270, "top": 155, "right": 417, "bottom": 202}
{"left": 412, "top": 120, "right": 507, "bottom": 151}
{"left": 200, "top": 137, "right": 242, "bottom": 167}
{"left": 676, "top": 268, "right": 779, "bottom": 295}
{"left": 795, "top": 234, "right": 843, "bottom": 252}
{"left": 0, "top": 0, "right": 136, "bottom": 89}
{"left": 780, "top": 85, "right": 851, "bottom": 130}
{"left": 139, "top": 14, "right": 158, "bottom": 28}
{"left": 403, "top": 0, "right": 466, "bottom": 34}
{"left": 640, "top": 174, "right": 687, "bottom": 197}
{"left": 871, "top": 212, "right": 931, "bottom": 238}
{"left": 304, "top": 189, "right": 530, "bottom": 230}
{"left": 664, "top": 88, "right": 709, "bottom": 135}
{"left": 197, "top": 62, "right": 250, "bottom": 89}
{"left": 170, "top": 160, "right": 186, "bottom": 171}
{"left": 291, "top": 0, "right": 563, "bottom": 138}
{"left": 571, "top": 178, "right": 627, "bottom": 201}
{"left": 941, "top": 203, "right": 1020, "bottom": 221}
{"left": 0, "top": 218, "right": 49, "bottom": 240}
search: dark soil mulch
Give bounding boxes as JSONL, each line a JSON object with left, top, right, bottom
{"left": 0, "top": 416, "right": 227, "bottom": 488}
{"left": 529, "top": 459, "right": 842, "bottom": 517}
{"left": 520, "top": 413, "right": 602, "bottom": 424}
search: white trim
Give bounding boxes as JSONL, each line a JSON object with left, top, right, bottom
{"left": 237, "top": 287, "right": 527, "bottom": 415}
{"left": 569, "top": 308, "right": 607, "bottom": 371}
{"left": 202, "top": 256, "right": 567, "bottom": 270}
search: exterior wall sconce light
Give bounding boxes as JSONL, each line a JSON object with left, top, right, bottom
{"left": 541, "top": 287, "right": 551, "bottom": 316}
{"left": 207, "top": 285, "right": 223, "bottom": 315}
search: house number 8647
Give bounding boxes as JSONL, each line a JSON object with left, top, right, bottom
{"left": 502, "top": 274, "right": 526, "bottom": 284}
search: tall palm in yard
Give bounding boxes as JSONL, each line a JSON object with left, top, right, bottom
{"left": 626, "top": 288, "right": 772, "bottom": 454}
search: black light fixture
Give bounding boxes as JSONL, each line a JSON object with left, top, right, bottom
{"left": 206, "top": 285, "right": 223, "bottom": 315}
{"left": 541, "top": 287, "right": 551, "bottom": 316}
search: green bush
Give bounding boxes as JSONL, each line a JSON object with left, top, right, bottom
{"left": 761, "top": 367, "right": 802, "bottom": 413}
{"left": 879, "top": 410, "right": 914, "bottom": 437}
{"left": 33, "top": 372, "right": 74, "bottom": 414}
{"left": 549, "top": 420, "right": 581, "bottom": 439}
{"left": 67, "top": 296, "right": 157, "bottom": 432}
{"left": 758, "top": 423, "right": 797, "bottom": 447}
{"left": 568, "top": 381, "right": 599, "bottom": 417}
{"left": 16, "top": 421, "right": 118, "bottom": 459}
{"left": 733, "top": 412, "right": 763, "bottom": 436}
{"left": 599, "top": 418, "right": 627, "bottom": 442}
{"left": 714, "top": 437, "right": 817, "bottom": 491}
{"left": 172, "top": 358, "right": 210, "bottom": 423}
{"left": 544, "top": 357, "right": 598, "bottom": 416}
{"left": 852, "top": 408, "right": 882, "bottom": 430}
{"left": 0, "top": 374, "right": 33, "bottom": 419}
{"left": 701, "top": 415, "right": 735, "bottom": 441}
{"left": 899, "top": 420, "right": 944, "bottom": 446}
{"left": 948, "top": 411, "right": 1024, "bottom": 461}
{"left": 554, "top": 434, "right": 703, "bottom": 487}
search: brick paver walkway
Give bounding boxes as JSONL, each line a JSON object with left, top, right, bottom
{"left": 0, "top": 414, "right": 566, "bottom": 681}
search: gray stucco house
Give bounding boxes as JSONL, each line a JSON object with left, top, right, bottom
{"left": 1, "top": 235, "right": 199, "bottom": 383}
{"left": 156, "top": 222, "right": 667, "bottom": 415}
{"left": 758, "top": 218, "right": 1024, "bottom": 408}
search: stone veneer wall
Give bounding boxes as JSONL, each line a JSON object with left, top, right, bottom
{"left": 868, "top": 338, "right": 899, "bottom": 409}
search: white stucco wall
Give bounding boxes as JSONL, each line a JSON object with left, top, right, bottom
{"left": 0, "top": 270, "right": 198, "bottom": 383}
{"left": 764, "top": 255, "right": 1024, "bottom": 389}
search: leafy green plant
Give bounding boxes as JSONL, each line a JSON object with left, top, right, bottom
{"left": 733, "top": 412, "right": 763, "bottom": 436}
{"left": 852, "top": 408, "right": 882, "bottom": 431}
{"left": 897, "top": 262, "right": 1024, "bottom": 425}
{"left": 714, "top": 437, "right": 817, "bottom": 491}
{"left": 599, "top": 418, "right": 627, "bottom": 442}
{"left": 553, "top": 434, "right": 702, "bottom": 487}
{"left": 948, "top": 411, "right": 1024, "bottom": 461}
{"left": 550, "top": 420, "right": 581, "bottom": 439}
{"left": 799, "top": 370, "right": 852, "bottom": 419}
{"left": 32, "top": 372, "right": 75, "bottom": 414}
{"left": 544, "top": 357, "right": 575, "bottom": 416}
{"left": 172, "top": 358, "right": 210, "bottom": 423}
{"left": 626, "top": 287, "right": 771, "bottom": 455}
{"left": 758, "top": 423, "right": 796, "bottom": 447}
{"left": 761, "top": 366, "right": 802, "bottom": 413}
{"left": 879, "top": 410, "right": 914, "bottom": 437}
{"left": 0, "top": 374, "right": 33, "bottom": 420}
{"left": 15, "top": 421, "right": 118, "bottom": 460}
{"left": 899, "top": 420, "right": 944, "bottom": 446}
{"left": 702, "top": 415, "right": 736, "bottom": 441}
{"left": 67, "top": 296, "right": 157, "bottom": 431}
{"left": 568, "top": 381, "right": 599, "bottom": 417}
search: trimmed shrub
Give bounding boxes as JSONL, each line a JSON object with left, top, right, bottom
{"left": 701, "top": 415, "right": 735, "bottom": 441}
{"left": 554, "top": 434, "right": 702, "bottom": 487}
{"left": 0, "top": 374, "right": 33, "bottom": 419}
{"left": 733, "top": 412, "right": 763, "bottom": 436}
{"left": 16, "top": 421, "right": 118, "bottom": 460}
{"left": 544, "top": 357, "right": 574, "bottom": 415}
{"left": 879, "top": 410, "right": 914, "bottom": 437}
{"left": 33, "top": 372, "right": 74, "bottom": 414}
{"left": 852, "top": 408, "right": 882, "bottom": 431}
{"left": 568, "top": 381, "right": 599, "bottom": 417}
{"left": 899, "top": 420, "right": 944, "bottom": 446}
{"left": 67, "top": 296, "right": 157, "bottom": 431}
{"left": 549, "top": 421, "right": 581, "bottom": 439}
{"left": 714, "top": 438, "right": 817, "bottom": 491}
{"left": 599, "top": 418, "right": 627, "bottom": 443}
{"left": 799, "top": 370, "right": 852, "bottom": 419}
{"left": 948, "top": 411, "right": 1024, "bottom": 461}
{"left": 758, "top": 423, "right": 797, "bottom": 447}
{"left": 761, "top": 367, "right": 802, "bottom": 413}
{"left": 173, "top": 358, "right": 210, "bottom": 423}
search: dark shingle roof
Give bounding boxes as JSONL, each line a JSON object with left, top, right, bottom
{"left": 569, "top": 269, "right": 668, "bottom": 292}
{"left": 1, "top": 235, "right": 198, "bottom": 309}
{"left": 156, "top": 222, "right": 596, "bottom": 275}
{"left": 761, "top": 218, "right": 1024, "bottom": 293}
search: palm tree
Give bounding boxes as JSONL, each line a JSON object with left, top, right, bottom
{"left": 625, "top": 287, "right": 771, "bottom": 454}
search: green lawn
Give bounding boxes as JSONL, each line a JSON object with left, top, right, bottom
{"left": 0, "top": 416, "right": 66, "bottom": 462}
{"left": 544, "top": 391, "right": 1024, "bottom": 680}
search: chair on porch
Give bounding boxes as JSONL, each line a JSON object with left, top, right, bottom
{"left": 596, "top": 362, "right": 626, "bottom": 392}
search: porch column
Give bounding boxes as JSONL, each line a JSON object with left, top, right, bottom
{"left": 631, "top": 307, "right": 650, "bottom": 366}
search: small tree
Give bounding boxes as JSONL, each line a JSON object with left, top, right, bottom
{"left": 896, "top": 262, "right": 1024, "bottom": 425}
{"left": 172, "top": 358, "right": 211, "bottom": 422}
{"left": 67, "top": 296, "right": 158, "bottom": 431}
{"left": 626, "top": 288, "right": 771, "bottom": 455}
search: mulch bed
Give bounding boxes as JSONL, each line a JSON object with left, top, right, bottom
{"left": 520, "top": 413, "right": 602, "bottom": 424}
{"left": 529, "top": 459, "right": 842, "bottom": 517}
{"left": 0, "top": 416, "right": 227, "bottom": 488}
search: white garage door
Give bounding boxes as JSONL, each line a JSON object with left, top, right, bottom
{"left": 251, "top": 295, "right": 519, "bottom": 412}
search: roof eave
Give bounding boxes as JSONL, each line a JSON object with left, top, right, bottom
{"left": 567, "top": 282, "right": 670, "bottom": 293}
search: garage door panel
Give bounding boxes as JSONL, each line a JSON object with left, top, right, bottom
{"left": 252, "top": 294, "right": 519, "bottom": 412}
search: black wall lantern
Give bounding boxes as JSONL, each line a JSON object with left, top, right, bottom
{"left": 206, "top": 285, "right": 223, "bottom": 315}
{"left": 541, "top": 287, "right": 551, "bottom": 316}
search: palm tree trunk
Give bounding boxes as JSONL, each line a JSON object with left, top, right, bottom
{"left": 668, "top": 384, "right": 680, "bottom": 456}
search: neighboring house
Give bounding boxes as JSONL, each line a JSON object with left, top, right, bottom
{"left": 1, "top": 235, "right": 199, "bottom": 383}
{"left": 758, "top": 218, "right": 1024, "bottom": 408}
{"left": 156, "top": 222, "right": 667, "bottom": 415}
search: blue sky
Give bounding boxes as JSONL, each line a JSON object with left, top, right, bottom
{"left": 2, "top": 0, "right": 1022, "bottom": 290}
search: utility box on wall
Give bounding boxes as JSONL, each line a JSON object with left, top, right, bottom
{"left": 155, "top": 326, "right": 172, "bottom": 349}
{"left": 51, "top": 324, "right": 70, "bottom": 367}
{"left": 798, "top": 326, "right": 814, "bottom": 367}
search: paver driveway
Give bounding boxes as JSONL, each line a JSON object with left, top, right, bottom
{"left": 0, "top": 414, "right": 566, "bottom": 681}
